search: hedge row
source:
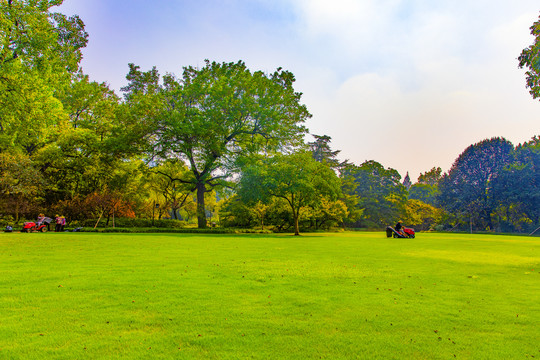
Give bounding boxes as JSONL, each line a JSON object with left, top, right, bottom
{"left": 77, "top": 218, "right": 187, "bottom": 228}
{"left": 77, "top": 227, "right": 273, "bottom": 234}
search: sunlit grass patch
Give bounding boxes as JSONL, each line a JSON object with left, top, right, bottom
{"left": 0, "top": 231, "right": 538, "bottom": 359}
{"left": 403, "top": 249, "right": 538, "bottom": 266}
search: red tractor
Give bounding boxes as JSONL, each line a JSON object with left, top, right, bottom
{"left": 386, "top": 225, "right": 415, "bottom": 238}
{"left": 21, "top": 217, "right": 52, "bottom": 232}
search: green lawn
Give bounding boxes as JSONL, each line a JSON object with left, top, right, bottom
{"left": 0, "top": 231, "right": 538, "bottom": 359}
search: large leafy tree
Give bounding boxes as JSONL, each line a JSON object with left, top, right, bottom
{"left": 116, "top": 64, "right": 163, "bottom": 158}
{"left": 343, "top": 160, "right": 407, "bottom": 228}
{"left": 518, "top": 13, "right": 540, "bottom": 99}
{"left": 238, "top": 152, "right": 341, "bottom": 235}
{"left": 490, "top": 136, "right": 540, "bottom": 231}
{"left": 438, "top": 137, "right": 514, "bottom": 231}
{"left": 417, "top": 167, "right": 442, "bottom": 186}
{"left": 0, "top": 0, "right": 88, "bottom": 151}
{"left": 151, "top": 60, "right": 310, "bottom": 228}
{"left": 308, "top": 134, "right": 359, "bottom": 225}
{"left": 36, "top": 73, "right": 123, "bottom": 202}
{"left": 56, "top": 72, "right": 119, "bottom": 136}
{"left": 408, "top": 167, "right": 442, "bottom": 206}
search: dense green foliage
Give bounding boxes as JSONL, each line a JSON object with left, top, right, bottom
{"left": 438, "top": 138, "right": 514, "bottom": 231}
{"left": 0, "top": 0, "right": 87, "bottom": 151}
{"left": 519, "top": 12, "right": 540, "bottom": 99}
{"left": 238, "top": 152, "right": 341, "bottom": 235}
{"left": 342, "top": 160, "right": 407, "bottom": 228}
{"left": 1, "top": 232, "right": 539, "bottom": 359}
{"left": 153, "top": 60, "right": 310, "bottom": 228}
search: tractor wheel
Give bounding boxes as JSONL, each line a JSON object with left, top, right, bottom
{"left": 40, "top": 226, "right": 47, "bottom": 233}
{"left": 409, "top": 234, "right": 415, "bottom": 239}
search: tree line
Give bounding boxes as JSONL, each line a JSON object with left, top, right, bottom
{"left": 1, "top": 2, "right": 538, "bottom": 234}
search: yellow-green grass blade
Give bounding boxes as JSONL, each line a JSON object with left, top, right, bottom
{"left": 0, "top": 232, "right": 538, "bottom": 359}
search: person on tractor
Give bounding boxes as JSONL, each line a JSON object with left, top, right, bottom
{"left": 395, "top": 220, "right": 405, "bottom": 237}
{"left": 37, "top": 214, "right": 45, "bottom": 226}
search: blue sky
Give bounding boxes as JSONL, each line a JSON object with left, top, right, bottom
{"left": 57, "top": 0, "right": 540, "bottom": 180}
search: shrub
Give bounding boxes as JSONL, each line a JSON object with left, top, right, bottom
{"left": 0, "top": 215, "right": 14, "bottom": 228}
{"left": 79, "top": 218, "right": 186, "bottom": 229}
{"left": 77, "top": 227, "right": 273, "bottom": 234}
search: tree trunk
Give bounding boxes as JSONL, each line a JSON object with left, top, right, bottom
{"left": 293, "top": 209, "right": 300, "bottom": 236}
{"left": 94, "top": 210, "right": 104, "bottom": 229}
{"left": 15, "top": 198, "right": 20, "bottom": 223}
{"left": 196, "top": 182, "right": 207, "bottom": 228}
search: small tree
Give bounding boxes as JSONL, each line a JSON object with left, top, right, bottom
{"left": 403, "top": 199, "right": 444, "bottom": 231}
{"left": 309, "top": 197, "right": 348, "bottom": 230}
{"left": 239, "top": 152, "right": 341, "bottom": 235}
{"left": 146, "top": 160, "right": 194, "bottom": 220}
{"left": 250, "top": 201, "right": 269, "bottom": 231}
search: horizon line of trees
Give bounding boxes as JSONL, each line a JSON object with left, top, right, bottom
{"left": 1, "top": 2, "right": 539, "bottom": 235}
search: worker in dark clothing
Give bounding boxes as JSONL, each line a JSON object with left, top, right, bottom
{"left": 395, "top": 220, "right": 405, "bottom": 237}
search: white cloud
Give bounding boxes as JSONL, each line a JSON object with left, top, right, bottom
{"left": 58, "top": 0, "right": 540, "bottom": 180}
{"left": 288, "top": 0, "right": 540, "bottom": 179}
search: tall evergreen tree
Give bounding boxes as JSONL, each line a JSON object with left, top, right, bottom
{"left": 490, "top": 136, "right": 540, "bottom": 231}
{"left": 308, "top": 134, "right": 347, "bottom": 169}
{"left": 438, "top": 137, "right": 513, "bottom": 231}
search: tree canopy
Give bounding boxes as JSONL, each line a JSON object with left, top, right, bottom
{"left": 341, "top": 160, "right": 407, "bottom": 228}
{"left": 519, "top": 12, "right": 540, "bottom": 100}
{"left": 438, "top": 137, "right": 514, "bottom": 231}
{"left": 0, "top": 0, "right": 88, "bottom": 151}
{"left": 147, "top": 60, "right": 310, "bottom": 228}
{"left": 238, "top": 152, "right": 341, "bottom": 235}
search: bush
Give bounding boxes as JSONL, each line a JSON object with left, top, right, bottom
{"left": 433, "top": 224, "right": 445, "bottom": 232}
{"left": 0, "top": 215, "right": 14, "bottom": 228}
{"left": 79, "top": 218, "right": 186, "bottom": 229}
{"left": 77, "top": 227, "right": 273, "bottom": 234}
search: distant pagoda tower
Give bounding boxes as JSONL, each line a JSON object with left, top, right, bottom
{"left": 403, "top": 172, "right": 412, "bottom": 190}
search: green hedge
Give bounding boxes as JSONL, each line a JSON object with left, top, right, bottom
{"left": 76, "top": 227, "right": 273, "bottom": 234}
{"left": 78, "top": 218, "right": 186, "bottom": 229}
{"left": 0, "top": 217, "right": 14, "bottom": 228}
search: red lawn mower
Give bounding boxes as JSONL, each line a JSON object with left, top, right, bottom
{"left": 386, "top": 225, "right": 415, "bottom": 238}
{"left": 21, "top": 217, "right": 52, "bottom": 232}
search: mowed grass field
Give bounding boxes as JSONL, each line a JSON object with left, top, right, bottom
{"left": 0, "top": 231, "right": 539, "bottom": 359}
